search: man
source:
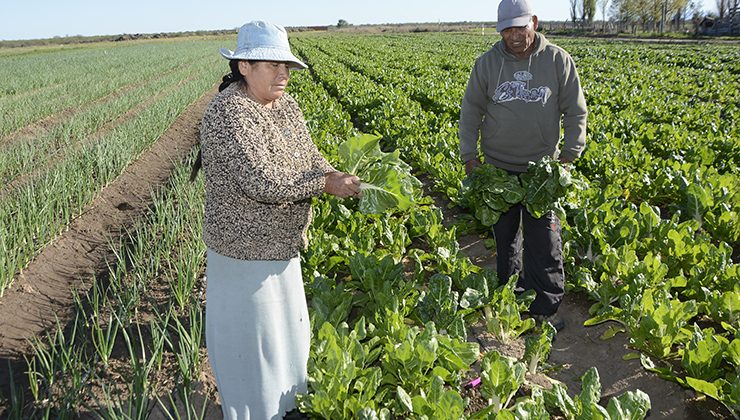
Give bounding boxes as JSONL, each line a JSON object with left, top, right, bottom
{"left": 458, "top": 0, "right": 587, "bottom": 330}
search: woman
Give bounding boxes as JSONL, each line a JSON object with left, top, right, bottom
{"left": 198, "top": 21, "right": 360, "bottom": 419}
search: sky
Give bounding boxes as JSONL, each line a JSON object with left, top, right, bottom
{"left": 0, "top": 0, "right": 716, "bottom": 41}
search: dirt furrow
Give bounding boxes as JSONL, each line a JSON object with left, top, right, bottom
{"left": 0, "top": 87, "right": 215, "bottom": 358}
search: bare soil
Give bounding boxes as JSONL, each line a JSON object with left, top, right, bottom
{"left": 0, "top": 90, "right": 730, "bottom": 419}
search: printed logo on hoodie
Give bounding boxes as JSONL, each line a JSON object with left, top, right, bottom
{"left": 492, "top": 71, "right": 552, "bottom": 106}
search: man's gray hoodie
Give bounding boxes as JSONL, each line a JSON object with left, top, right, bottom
{"left": 459, "top": 33, "right": 587, "bottom": 172}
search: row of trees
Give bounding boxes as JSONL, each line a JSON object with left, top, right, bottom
{"left": 714, "top": 0, "right": 740, "bottom": 17}
{"left": 569, "top": 0, "right": 738, "bottom": 32}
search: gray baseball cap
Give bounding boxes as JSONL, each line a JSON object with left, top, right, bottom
{"left": 220, "top": 21, "right": 307, "bottom": 69}
{"left": 497, "top": 0, "right": 533, "bottom": 32}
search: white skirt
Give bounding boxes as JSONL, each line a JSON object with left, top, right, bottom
{"left": 205, "top": 249, "right": 310, "bottom": 420}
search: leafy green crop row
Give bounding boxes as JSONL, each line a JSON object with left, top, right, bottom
{"left": 288, "top": 49, "right": 653, "bottom": 418}
{"left": 292, "top": 33, "right": 738, "bottom": 416}
{"left": 1, "top": 33, "right": 736, "bottom": 419}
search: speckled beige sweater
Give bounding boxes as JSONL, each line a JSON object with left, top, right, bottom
{"left": 200, "top": 82, "right": 334, "bottom": 260}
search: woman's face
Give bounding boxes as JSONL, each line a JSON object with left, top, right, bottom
{"left": 239, "top": 60, "right": 291, "bottom": 107}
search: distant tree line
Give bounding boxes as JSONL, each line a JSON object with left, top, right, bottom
{"left": 567, "top": 0, "right": 739, "bottom": 33}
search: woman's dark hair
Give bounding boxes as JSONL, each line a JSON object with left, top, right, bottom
{"left": 218, "top": 60, "right": 246, "bottom": 92}
{"left": 190, "top": 60, "right": 250, "bottom": 182}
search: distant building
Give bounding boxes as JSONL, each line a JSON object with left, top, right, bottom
{"left": 698, "top": 8, "right": 740, "bottom": 35}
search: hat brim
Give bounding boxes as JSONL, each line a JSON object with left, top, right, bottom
{"left": 219, "top": 47, "right": 308, "bottom": 69}
{"left": 497, "top": 15, "right": 533, "bottom": 32}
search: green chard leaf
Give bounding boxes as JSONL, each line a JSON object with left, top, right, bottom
{"left": 461, "top": 164, "right": 524, "bottom": 228}
{"left": 520, "top": 156, "right": 583, "bottom": 219}
{"left": 336, "top": 133, "right": 422, "bottom": 214}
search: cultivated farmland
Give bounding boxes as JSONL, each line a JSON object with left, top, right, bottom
{"left": 0, "top": 32, "right": 737, "bottom": 419}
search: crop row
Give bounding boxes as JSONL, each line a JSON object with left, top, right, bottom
{"left": 0, "top": 41, "right": 225, "bottom": 295}
{"left": 2, "top": 150, "right": 209, "bottom": 418}
{"left": 291, "top": 33, "right": 739, "bottom": 416}
{"left": 3, "top": 35, "right": 646, "bottom": 418}
{"left": 298, "top": 34, "right": 739, "bottom": 245}
{"left": 1, "top": 33, "right": 736, "bottom": 418}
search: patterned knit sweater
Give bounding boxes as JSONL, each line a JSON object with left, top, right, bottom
{"left": 200, "top": 83, "right": 334, "bottom": 260}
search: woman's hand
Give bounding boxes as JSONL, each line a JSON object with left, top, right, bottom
{"left": 324, "top": 171, "right": 361, "bottom": 198}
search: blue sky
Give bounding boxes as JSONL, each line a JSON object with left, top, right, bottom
{"left": 1, "top": 0, "right": 715, "bottom": 41}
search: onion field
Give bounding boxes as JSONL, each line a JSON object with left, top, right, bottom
{"left": 0, "top": 32, "right": 737, "bottom": 419}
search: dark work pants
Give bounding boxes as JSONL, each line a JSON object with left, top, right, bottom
{"left": 493, "top": 203, "right": 564, "bottom": 316}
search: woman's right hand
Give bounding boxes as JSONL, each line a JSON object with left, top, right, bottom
{"left": 324, "top": 171, "right": 361, "bottom": 198}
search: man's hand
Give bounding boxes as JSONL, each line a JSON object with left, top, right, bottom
{"left": 465, "top": 159, "right": 482, "bottom": 176}
{"left": 324, "top": 171, "right": 361, "bottom": 198}
{"left": 558, "top": 156, "right": 574, "bottom": 170}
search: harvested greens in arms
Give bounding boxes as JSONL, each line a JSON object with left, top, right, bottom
{"left": 336, "top": 133, "right": 422, "bottom": 214}
{"left": 520, "top": 157, "right": 585, "bottom": 219}
{"left": 460, "top": 165, "right": 524, "bottom": 227}
{"left": 461, "top": 157, "right": 585, "bottom": 226}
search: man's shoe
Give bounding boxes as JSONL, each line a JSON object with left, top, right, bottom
{"left": 532, "top": 313, "right": 565, "bottom": 332}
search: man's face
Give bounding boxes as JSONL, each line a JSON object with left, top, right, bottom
{"left": 501, "top": 16, "right": 539, "bottom": 58}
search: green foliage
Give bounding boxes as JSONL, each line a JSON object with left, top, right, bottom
{"left": 461, "top": 157, "right": 585, "bottom": 228}
{"left": 681, "top": 326, "right": 729, "bottom": 381}
{"left": 336, "top": 133, "right": 422, "bottom": 214}
{"left": 478, "top": 350, "right": 527, "bottom": 413}
{"left": 484, "top": 275, "right": 536, "bottom": 343}
{"left": 520, "top": 157, "right": 585, "bottom": 219}
{"left": 307, "top": 275, "right": 354, "bottom": 330}
{"left": 544, "top": 367, "right": 651, "bottom": 420}
{"left": 461, "top": 164, "right": 524, "bottom": 227}
{"left": 414, "top": 273, "right": 474, "bottom": 340}
{"left": 349, "top": 253, "right": 419, "bottom": 318}
{"left": 380, "top": 320, "right": 478, "bottom": 393}
{"left": 629, "top": 289, "right": 698, "bottom": 358}
{"left": 396, "top": 376, "right": 467, "bottom": 419}
{"left": 297, "top": 320, "right": 385, "bottom": 419}
{"left": 10, "top": 32, "right": 739, "bottom": 418}
{"left": 524, "top": 322, "right": 557, "bottom": 374}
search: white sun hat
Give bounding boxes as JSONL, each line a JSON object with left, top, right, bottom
{"left": 219, "top": 21, "right": 307, "bottom": 69}
{"left": 497, "top": 0, "right": 534, "bottom": 32}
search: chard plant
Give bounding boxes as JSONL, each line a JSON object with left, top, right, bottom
{"left": 348, "top": 253, "right": 418, "bottom": 318}
{"left": 484, "top": 275, "right": 536, "bottom": 343}
{"left": 460, "top": 164, "right": 524, "bottom": 227}
{"left": 414, "top": 273, "right": 468, "bottom": 340}
{"left": 524, "top": 322, "right": 557, "bottom": 375}
{"left": 395, "top": 376, "right": 466, "bottom": 419}
{"left": 306, "top": 275, "right": 354, "bottom": 330}
{"left": 476, "top": 350, "right": 526, "bottom": 414}
{"left": 336, "top": 133, "right": 422, "bottom": 214}
{"left": 519, "top": 156, "right": 586, "bottom": 219}
{"left": 543, "top": 367, "right": 651, "bottom": 420}
{"left": 297, "top": 319, "right": 385, "bottom": 419}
